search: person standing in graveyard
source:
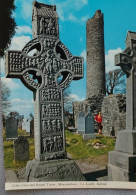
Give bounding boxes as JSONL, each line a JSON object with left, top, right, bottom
{"left": 95, "top": 112, "right": 103, "bottom": 134}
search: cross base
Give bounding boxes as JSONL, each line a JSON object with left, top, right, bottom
{"left": 83, "top": 134, "right": 96, "bottom": 140}
{"left": 108, "top": 130, "right": 136, "bottom": 181}
{"left": 25, "top": 159, "right": 85, "bottom": 181}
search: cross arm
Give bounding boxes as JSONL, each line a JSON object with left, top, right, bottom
{"left": 115, "top": 49, "right": 133, "bottom": 77}
{"left": 5, "top": 50, "right": 23, "bottom": 78}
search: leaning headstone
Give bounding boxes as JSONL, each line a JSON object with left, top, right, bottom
{"left": 108, "top": 31, "right": 136, "bottom": 181}
{"left": 30, "top": 118, "right": 34, "bottom": 138}
{"left": 6, "top": 117, "right": 18, "bottom": 139}
{"left": 83, "top": 108, "right": 96, "bottom": 140}
{"left": 77, "top": 111, "right": 85, "bottom": 135}
{"left": 14, "top": 136, "right": 29, "bottom": 162}
{"left": 5, "top": 1, "right": 84, "bottom": 181}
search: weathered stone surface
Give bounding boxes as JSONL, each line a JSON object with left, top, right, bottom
{"left": 83, "top": 134, "right": 96, "bottom": 140}
{"left": 14, "top": 136, "right": 29, "bottom": 161}
{"left": 108, "top": 31, "right": 136, "bottom": 181}
{"left": 101, "top": 94, "right": 126, "bottom": 136}
{"left": 30, "top": 118, "right": 34, "bottom": 138}
{"left": 85, "top": 110, "right": 94, "bottom": 134}
{"left": 5, "top": 1, "right": 83, "bottom": 162}
{"left": 5, "top": 1, "right": 85, "bottom": 182}
{"left": 73, "top": 94, "right": 104, "bottom": 129}
{"left": 6, "top": 117, "right": 18, "bottom": 139}
{"left": 108, "top": 164, "right": 136, "bottom": 182}
{"left": 83, "top": 109, "right": 96, "bottom": 140}
{"left": 109, "top": 151, "right": 136, "bottom": 172}
{"left": 86, "top": 10, "right": 106, "bottom": 98}
{"left": 115, "top": 130, "right": 136, "bottom": 154}
{"left": 73, "top": 94, "right": 126, "bottom": 136}
{"left": 26, "top": 159, "right": 85, "bottom": 182}
{"left": 77, "top": 111, "right": 85, "bottom": 132}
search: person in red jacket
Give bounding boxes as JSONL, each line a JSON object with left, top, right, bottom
{"left": 95, "top": 112, "right": 103, "bottom": 134}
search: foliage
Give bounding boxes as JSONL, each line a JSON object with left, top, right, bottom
{"left": 106, "top": 69, "right": 126, "bottom": 95}
{"left": 0, "top": 0, "right": 16, "bottom": 57}
{"left": 66, "top": 130, "right": 115, "bottom": 159}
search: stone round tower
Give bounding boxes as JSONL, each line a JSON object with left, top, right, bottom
{"left": 86, "top": 10, "right": 106, "bottom": 99}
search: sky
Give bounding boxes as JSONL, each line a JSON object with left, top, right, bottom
{"left": 1, "top": 0, "right": 136, "bottom": 117}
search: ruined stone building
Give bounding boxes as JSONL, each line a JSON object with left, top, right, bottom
{"left": 73, "top": 10, "right": 126, "bottom": 136}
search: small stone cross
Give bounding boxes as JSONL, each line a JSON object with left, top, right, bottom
{"left": 5, "top": 1, "right": 83, "bottom": 161}
{"left": 115, "top": 31, "right": 136, "bottom": 130}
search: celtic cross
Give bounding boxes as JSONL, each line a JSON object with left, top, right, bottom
{"left": 5, "top": 1, "right": 83, "bottom": 161}
{"left": 115, "top": 31, "right": 136, "bottom": 130}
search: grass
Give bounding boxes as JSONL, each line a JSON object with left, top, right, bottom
{"left": 3, "top": 129, "right": 116, "bottom": 170}
{"left": 65, "top": 130, "right": 116, "bottom": 160}
{"left": 3, "top": 129, "right": 35, "bottom": 170}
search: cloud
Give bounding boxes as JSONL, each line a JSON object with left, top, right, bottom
{"left": 68, "top": 14, "right": 77, "bottom": 22}
{"left": 0, "top": 58, "right": 5, "bottom": 75}
{"left": 80, "top": 49, "right": 86, "bottom": 62}
{"left": 16, "top": 0, "right": 88, "bottom": 22}
{"left": 81, "top": 15, "right": 89, "bottom": 22}
{"left": 68, "top": 94, "right": 85, "bottom": 102}
{"left": 1, "top": 77, "right": 20, "bottom": 90}
{"left": 9, "top": 36, "right": 31, "bottom": 50}
{"left": 20, "top": 0, "right": 33, "bottom": 19}
{"left": 16, "top": 26, "right": 32, "bottom": 35}
{"left": 9, "top": 98, "right": 33, "bottom": 117}
{"left": 105, "top": 48, "right": 122, "bottom": 72}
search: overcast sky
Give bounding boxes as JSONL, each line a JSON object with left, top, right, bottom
{"left": 1, "top": 0, "right": 136, "bottom": 117}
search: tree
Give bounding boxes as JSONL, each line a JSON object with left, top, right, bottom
{"left": 106, "top": 69, "right": 126, "bottom": 95}
{"left": 63, "top": 86, "right": 73, "bottom": 112}
{"left": 1, "top": 80, "right": 11, "bottom": 113}
{"left": 0, "top": 0, "right": 16, "bottom": 57}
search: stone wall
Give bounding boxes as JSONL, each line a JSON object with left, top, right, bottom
{"left": 73, "top": 94, "right": 126, "bottom": 136}
{"left": 101, "top": 94, "right": 126, "bottom": 136}
{"left": 73, "top": 94, "right": 104, "bottom": 129}
{"left": 86, "top": 10, "right": 106, "bottom": 98}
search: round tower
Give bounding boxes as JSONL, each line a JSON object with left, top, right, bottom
{"left": 86, "top": 10, "right": 106, "bottom": 99}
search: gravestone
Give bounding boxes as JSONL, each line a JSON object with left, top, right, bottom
{"left": 108, "top": 31, "right": 136, "bottom": 181}
{"left": 5, "top": 1, "right": 84, "bottom": 181}
{"left": 77, "top": 111, "right": 85, "bottom": 135}
{"left": 22, "top": 118, "right": 27, "bottom": 131}
{"left": 30, "top": 118, "right": 34, "bottom": 138}
{"left": 25, "top": 119, "right": 30, "bottom": 133}
{"left": 83, "top": 108, "right": 96, "bottom": 140}
{"left": 5, "top": 117, "right": 18, "bottom": 139}
{"left": 14, "top": 136, "right": 29, "bottom": 161}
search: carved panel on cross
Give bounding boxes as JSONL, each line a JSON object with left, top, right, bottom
{"left": 5, "top": 2, "right": 84, "bottom": 161}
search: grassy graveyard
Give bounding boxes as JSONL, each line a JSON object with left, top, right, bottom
{"left": 3, "top": 128, "right": 116, "bottom": 170}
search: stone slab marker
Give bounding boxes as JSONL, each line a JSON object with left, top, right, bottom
{"left": 5, "top": 1, "right": 84, "bottom": 181}
{"left": 83, "top": 108, "right": 96, "bottom": 140}
{"left": 108, "top": 31, "right": 136, "bottom": 181}
{"left": 5, "top": 117, "right": 18, "bottom": 139}
{"left": 14, "top": 136, "right": 29, "bottom": 162}
{"left": 77, "top": 111, "right": 85, "bottom": 135}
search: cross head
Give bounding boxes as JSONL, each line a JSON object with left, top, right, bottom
{"left": 5, "top": 1, "right": 83, "bottom": 161}
{"left": 115, "top": 31, "right": 136, "bottom": 130}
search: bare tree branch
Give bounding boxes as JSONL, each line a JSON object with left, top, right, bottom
{"left": 106, "top": 69, "right": 126, "bottom": 95}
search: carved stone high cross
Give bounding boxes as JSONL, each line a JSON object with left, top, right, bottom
{"left": 115, "top": 31, "right": 136, "bottom": 130}
{"left": 5, "top": 1, "right": 83, "bottom": 161}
